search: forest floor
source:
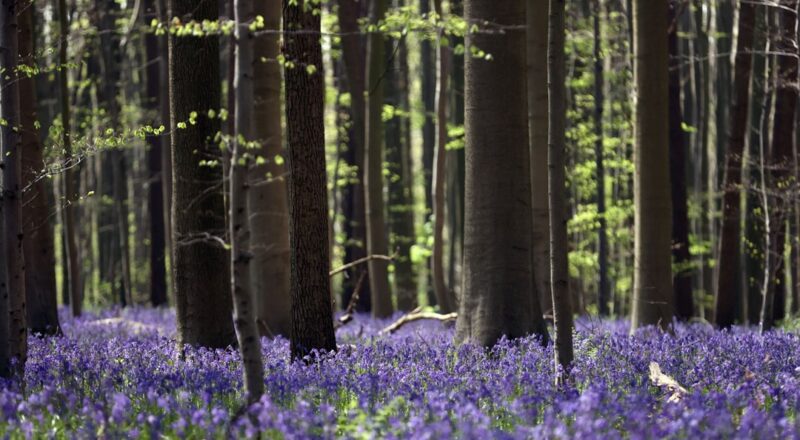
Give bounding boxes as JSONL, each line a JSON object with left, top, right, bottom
{"left": 1, "top": 308, "right": 799, "bottom": 438}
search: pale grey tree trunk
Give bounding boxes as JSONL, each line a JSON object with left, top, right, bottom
{"left": 250, "top": 0, "right": 291, "bottom": 337}
{"left": 631, "top": 0, "right": 674, "bottom": 330}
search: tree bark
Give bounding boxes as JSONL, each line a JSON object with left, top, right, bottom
{"left": 715, "top": 0, "right": 756, "bottom": 328}
{"left": 364, "top": 0, "right": 394, "bottom": 318}
{"left": 631, "top": 0, "right": 674, "bottom": 330}
{"left": 761, "top": 0, "right": 799, "bottom": 332}
{"left": 431, "top": 0, "right": 455, "bottom": 313}
{"left": 168, "top": 0, "right": 235, "bottom": 348}
{"left": 144, "top": 0, "right": 168, "bottom": 307}
{"left": 19, "top": 1, "right": 60, "bottom": 334}
{"left": 457, "top": 0, "right": 548, "bottom": 347}
{"left": 1, "top": 0, "right": 27, "bottom": 374}
{"left": 231, "top": 0, "right": 264, "bottom": 401}
{"left": 283, "top": 0, "right": 337, "bottom": 360}
{"left": 593, "top": 0, "right": 610, "bottom": 317}
{"left": 249, "top": 0, "right": 291, "bottom": 336}
{"left": 420, "top": 0, "right": 437, "bottom": 307}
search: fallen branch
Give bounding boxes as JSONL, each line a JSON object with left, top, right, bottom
{"left": 379, "top": 309, "right": 457, "bottom": 335}
{"left": 334, "top": 271, "right": 367, "bottom": 330}
{"left": 648, "top": 362, "right": 688, "bottom": 403}
{"left": 329, "top": 253, "right": 396, "bottom": 277}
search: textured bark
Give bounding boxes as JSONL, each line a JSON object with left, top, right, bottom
{"left": 548, "top": 0, "right": 573, "bottom": 375}
{"left": 457, "top": 0, "right": 547, "bottom": 347}
{"left": 762, "top": 0, "right": 799, "bottom": 332}
{"left": 19, "top": 2, "right": 60, "bottom": 334}
{"left": 527, "top": 0, "right": 552, "bottom": 316}
{"left": 58, "top": 0, "right": 81, "bottom": 316}
{"left": 144, "top": 0, "right": 168, "bottom": 307}
{"left": 431, "top": 0, "right": 455, "bottom": 314}
{"left": 231, "top": 0, "right": 264, "bottom": 401}
{"left": 386, "top": 36, "right": 417, "bottom": 312}
{"left": 631, "top": 0, "right": 674, "bottom": 330}
{"left": 284, "top": 0, "right": 337, "bottom": 360}
{"left": 336, "top": 0, "right": 371, "bottom": 312}
{"left": 668, "top": 0, "right": 693, "bottom": 321}
{"left": 364, "top": 0, "right": 393, "bottom": 318}
{"left": 715, "top": 0, "right": 756, "bottom": 328}
{"left": 168, "top": 0, "right": 235, "bottom": 348}
{"left": 250, "top": 0, "right": 290, "bottom": 336}
{"left": 593, "top": 0, "right": 609, "bottom": 317}
{"left": 1, "top": 0, "right": 27, "bottom": 374}
{"left": 0, "top": 204, "right": 7, "bottom": 377}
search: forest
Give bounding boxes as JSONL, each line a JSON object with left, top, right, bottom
{"left": 1, "top": 0, "right": 800, "bottom": 437}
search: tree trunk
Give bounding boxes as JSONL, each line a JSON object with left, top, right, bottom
{"left": 0, "top": 201, "right": 7, "bottom": 377}
{"left": 715, "top": 0, "right": 756, "bottom": 328}
{"left": 249, "top": 0, "right": 291, "bottom": 336}
{"left": 284, "top": 0, "right": 337, "bottom": 360}
{"left": 144, "top": 0, "right": 168, "bottom": 307}
{"left": 457, "top": 0, "right": 548, "bottom": 347}
{"left": 431, "top": 0, "right": 455, "bottom": 313}
{"left": 168, "top": 0, "right": 235, "bottom": 348}
{"left": 593, "top": 0, "right": 610, "bottom": 317}
{"left": 527, "top": 0, "right": 553, "bottom": 316}
{"left": 761, "top": 0, "right": 799, "bottom": 332}
{"left": 231, "top": 0, "right": 264, "bottom": 401}
{"left": 19, "top": 1, "right": 60, "bottom": 335}
{"left": 336, "top": 0, "right": 371, "bottom": 312}
{"left": 548, "top": 0, "right": 573, "bottom": 377}
{"left": 1, "top": 0, "right": 27, "bottom": 374}
{"left": 364, "top": 0, "right": 393, "bottom": 317}
{"left": 420, "top": 0, "right": 437, "bottom": 307}
{"left": 631, "top": 0, "right": 674, "bottom": 330}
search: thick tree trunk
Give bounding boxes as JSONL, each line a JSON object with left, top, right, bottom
{"left": 284, "top": 0, "right": 337, "bottom": 360}
{"left": 249, "top": 0, "right": 291, "bottom": 336}
{"left": 527, "top": 0, "right": 553, "bottom": 316}
{"left": 364, "top": 0, "right": 394, "bottom": 317}
{"left": 431, "top": 0, "right": 455, "bottom": 313}
{"left": 231, "top": 0, "right": 264, "bottom": 401}
{"left": 19, "top": 2, "right": 60, "bottom": 334}
{"left": 548, "top": 0, "right": 573, "bottom": 376}
{"left": 457, "top": 0, "right": 548, "bottom": 347}
{"left": 168, "top": 0, "right": 235, "bottom": 348}
{"left": 762, "top": 0, "right": 799, "bottom": 332}
{"left": 631, "top": 0, "right": 674, "bottom": 330}
{"left": 386, "top": 36, "right": 417, "bottom": 312}
{"left": 58, "top": 0, "right": 81, "bottom": 316}
{"left": 1, "top": 0, "right": 27, "bottom": 374}
{"left": 715, "top": 0, "right": 756, "bottom": 328}
{"left": 336, "top": 0, "right": 371, "bottom": 312}
{"left": 0, "top": 206, "right": 7, "bottom": 378}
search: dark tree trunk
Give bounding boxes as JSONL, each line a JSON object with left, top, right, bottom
{"left": 668, "top": 0, "right": 694, "bottom": 322}
{"left": 715, "top": 0, "right": 756, "bottom": 327}
{"left": 336, "top": 0, "right": 371, "bottom": 312}
{"left": 19, "top": 1, "right": 60, "bottom": 334}
{"left": 283, "top": 0, "right": 337, "bottom": 360}
{"left": 457, "top": 0, "right": 548, "bottom": 347}
{"left": 167, "top": 0, "right": 235, "bottom": 348}
{"left": 761, "top": 0, "right": 798, "bottom": 332}
{"left": 144, "top": 0, "right": 168, "bottom": 307}
{"left": 420, "top": 0, "right": 437, "bottom": 307}
{"left": 594, "top": 0, "right": 610, "bottom": 317}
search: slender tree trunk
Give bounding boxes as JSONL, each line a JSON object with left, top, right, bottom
{"left": 457, "top": 0, "right": 548, "bottom": 347}
{"left": 548, "top": 0, "right": 573, "bottom": 377}
{"left": 168, "top": 0, "right": 235, "bottom": 348}
{"left": 1, "top": 0, "right": 27, "bottom": 374}
{"left": 19, "top": 1, "right": 59, "bottom": 334}
{"left": 144, "top": 0, "right": 168, "bottom": 307}
{"left": 715, "top": 0, "right": 756, "bottom": 328}
{"left": 248, "top": 0, "right": 291, "bottom": 336}
{"left": 284, "top": 0, "right": 337, "bottom": 360}
{"left": 631, "top": 0, "right": 674, "bottom": 330}
{"left": 593, "top": 0, "right": 610, "bottom": 317}
{"left": 231, "top": 0, "right": 264, "bottom": 401}
{"left": 336, "top": 0, "right": 371, "bottom": 312}
{"left": 58, "top": 0, "right": 81, "bottom": 316}
{"left": 762, "top": 0, "right": 799, "bottom": 332}
{"left": 0, "top": 203, "right": 7, "bottom": 377}
{"left": 431, "top": 0, "right": 455, "bottom": 313}
{"left": 364, "top": 0, "right": 393, "bottom": 317}
{"left": 527, "top": 0, "right": 553, "bottom": 316}
{"left": 420, "top": 0, "right": 437, "bottom": 307}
